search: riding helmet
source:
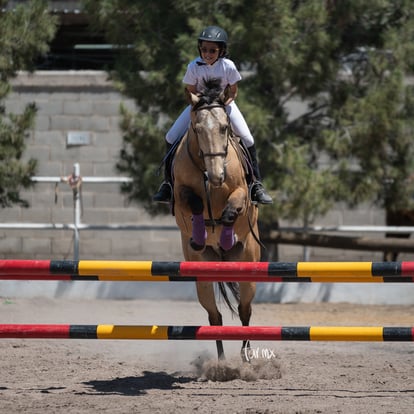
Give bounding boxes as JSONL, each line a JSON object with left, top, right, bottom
{"left": 198, "top": 26, "right": 228, "bottom": 57}
{"left": 198, "top": 26, "right": 228, "bottom": 44}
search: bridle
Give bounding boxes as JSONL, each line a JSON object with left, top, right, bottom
{"left": 187, "top": 102, "right": 231, "bottom": 229}
{"left": 189, "top": 103, "right": 231, "bottom": 165}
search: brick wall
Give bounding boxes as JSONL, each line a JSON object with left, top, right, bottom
{"left": 1, "top": 71, "right": 182, "bottom": 261}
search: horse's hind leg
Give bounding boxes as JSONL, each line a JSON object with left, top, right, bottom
{"left": 239, "top": 282, "right": 256, "bottom": 362}
{"left": 196, "top": 281, "right": 225, "bottom": 360}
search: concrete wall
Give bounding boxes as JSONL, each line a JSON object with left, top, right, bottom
{"left": 0, "top": 71, "right": 411, "bottom": 263}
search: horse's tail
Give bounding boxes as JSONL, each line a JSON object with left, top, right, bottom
{"left": 217, "top": 282, "right": 240, "bottom": 316}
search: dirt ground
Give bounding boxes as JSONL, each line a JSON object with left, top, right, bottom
{"left": 0, "top": 298, "right": 413, "bottom": 413}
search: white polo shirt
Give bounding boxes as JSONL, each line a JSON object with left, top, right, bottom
{"left": 183, "top": 57, "right": 242, "bottom": 92}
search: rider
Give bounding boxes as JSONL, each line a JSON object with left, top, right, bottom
{"left": 153, "top": 25, "right": 273, "bottom": 205}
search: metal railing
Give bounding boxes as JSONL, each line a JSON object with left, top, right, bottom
{"left": 1, "top": 163, "right": 177, "bottom": 260}
{"left": 2, "top": 163, "right": 414, "bottom": 260}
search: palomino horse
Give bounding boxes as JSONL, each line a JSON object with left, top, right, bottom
{"left": 172, "top": 78, "right": 260, "bottom": 361}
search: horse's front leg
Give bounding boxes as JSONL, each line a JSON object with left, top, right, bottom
{"left": 196, "top": 281, "right": 225, "bottom": 360}
{"left": 219, "top": 188, "right": 247, "bottom": 251}
{"left": 178, "top": 185, "right": 206, "bottom": 250}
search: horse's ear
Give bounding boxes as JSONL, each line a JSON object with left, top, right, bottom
{"left": 185, "top": 88, "right": 200, "bottom": 106}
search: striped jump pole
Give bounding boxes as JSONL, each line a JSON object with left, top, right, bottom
{"left": 0, "top": 324, "right": 412, "bottom": 341}
{"left": 0, "top": 274, "right": 410, "bottom": 282}
{"left": 0, "top": 260, "right": 413, "bottom": 283}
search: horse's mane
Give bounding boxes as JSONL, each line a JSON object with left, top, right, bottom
{"left": 193, "top": 78, "right": 224, "bottom": 110}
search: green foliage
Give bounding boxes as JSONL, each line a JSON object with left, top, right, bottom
{"left": 116, "top": 104, "right": 170, "bottom": 215}
{"left": 0, "top": 103, "right": 37, "bottom": 207}
{"left": 0, "top": 0, "right": 56, "bottom": 81}
{"left": 84, "top": 0, "right": 414, "bottom": 223}
{"left": 0, "top": 0, "right": 57, "bottom": 207}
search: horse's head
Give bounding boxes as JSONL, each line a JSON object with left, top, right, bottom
{"left": 187, "top": 79, "right": 232, "bottom": 187}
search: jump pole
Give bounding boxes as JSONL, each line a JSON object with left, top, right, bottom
{"left": 0, "top": 260, "right": 413, "bottom": 283}
{"left": 0, "top": 324, "right": 413, "bottom": 341}
{"left": 0, "top": 274, "right": 411, "bottom": 283}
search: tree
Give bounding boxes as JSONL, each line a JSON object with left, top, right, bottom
{"left": 0, "top": 0, "right": 57, "bottom": 207}
{"left": 83, "top": 0, "right": 414, "bottom": 225}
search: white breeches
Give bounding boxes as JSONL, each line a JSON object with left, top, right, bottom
{"left": 165, "top": 101, "right": 255, "bottom": 148}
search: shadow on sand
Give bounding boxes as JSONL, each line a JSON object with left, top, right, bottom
{"left": 81, "top": 371, "right": 195, "bottom": 396}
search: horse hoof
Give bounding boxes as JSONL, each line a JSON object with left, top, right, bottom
{"left": 190, "top": 238, "right": 205, "bottom": 251}
{"left": 241, "top": 349, "right": 251, "bottom": 363}
{"left": 220, "top": 233, "right": 237, "bottom": 251}
{"left": 241, "top": 341, "right": 251, "bottom": 363}
{"left": 221, "top": 240, "right": 243, "bottom": 257}
{"left": 241, "top": 353, "right": 252, "bottom": 363}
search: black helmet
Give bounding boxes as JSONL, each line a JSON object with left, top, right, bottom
{"left": 198, "top": 26, "right": 228, "bottom": 44}
{"left": 198, "top": 26, "right": 228, "bottom": 57}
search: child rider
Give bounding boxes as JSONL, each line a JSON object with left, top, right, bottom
{"left": 153, "top": 25, "right": 273, "bottom": 205}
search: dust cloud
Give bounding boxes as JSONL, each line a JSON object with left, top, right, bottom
{"left": 190, "top": 351, "right": 283, "bottom": 382}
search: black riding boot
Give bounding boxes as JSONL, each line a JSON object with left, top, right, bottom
{"left": 153, "top": 143, "right": 173, "bottom": 203}
{"left": 247, "top": 145, "right": 273, "bottom": 205}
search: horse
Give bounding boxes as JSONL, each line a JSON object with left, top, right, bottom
{"left": 172, "top": 78, "right": 261, "bottom": 361}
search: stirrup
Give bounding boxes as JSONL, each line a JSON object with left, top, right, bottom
{"left": 152, "top": 182, "right": 172, "bottom": 203}
{"left": 250, "top": 182, "right": 273, "bottom": 205}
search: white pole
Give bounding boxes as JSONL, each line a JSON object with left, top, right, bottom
{"left": 64, "top": 163, "right": 82, "bottom": 261}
